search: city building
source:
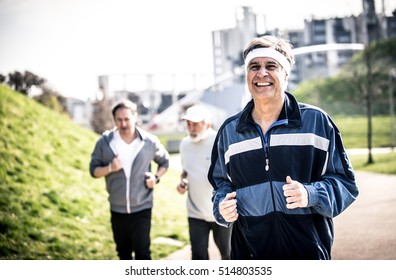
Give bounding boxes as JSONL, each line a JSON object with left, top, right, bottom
{"left": 66, "top": 1, "right": 395, "bottom": 138}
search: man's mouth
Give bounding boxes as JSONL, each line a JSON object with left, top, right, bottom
{"left": 254, "top": 82, "right": 272, "bottom": 87}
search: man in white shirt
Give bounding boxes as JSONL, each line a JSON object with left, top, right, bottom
{"left": 177, "top": 105, "right": 231, "bottom": 259}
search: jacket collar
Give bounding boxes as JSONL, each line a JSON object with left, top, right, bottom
{"left": 236, "top": 91, "right": 302, "bottom": 133}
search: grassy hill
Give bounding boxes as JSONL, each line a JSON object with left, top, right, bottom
{"left": 0, "top": 85, "right": 189, "bottom": 259}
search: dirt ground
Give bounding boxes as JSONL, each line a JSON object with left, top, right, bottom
{"left": 165, "top": 171, "right": 396, "bottom": 260}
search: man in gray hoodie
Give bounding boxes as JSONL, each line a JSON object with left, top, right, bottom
{"left": 90, "top": 99, "right": 169, "bottom": 260}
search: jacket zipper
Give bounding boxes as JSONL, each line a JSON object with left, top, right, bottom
{"left": 264, "top": 132, "right": 277, "bottom": 212}
{"left": 264, "top": 140, "right": 269, "bottom": 171}
{"left": 255, "top": 124, "right": 276, "bottom": 212}
{"left": 255, "top": 124, "right": 271, "bottom": 172}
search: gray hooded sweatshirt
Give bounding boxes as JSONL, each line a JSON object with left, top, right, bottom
{"left": 89, "top": 127, "right": 169, "bottom": 214}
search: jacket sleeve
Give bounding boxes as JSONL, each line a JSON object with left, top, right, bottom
{"left": 305, "top": 116, "right": 359, "bottom": 218}
{"left": 89, "top": 137, "right": 104, "bottom": 178}
{"left": 152, "top": 136, "right": 170, "bottom": 170}
{"left": 208, "top": 129, "right": 234, "bottom": 227}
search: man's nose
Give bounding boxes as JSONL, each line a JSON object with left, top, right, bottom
{"left": 257, "top": 67, "right": 268, "bottom": 77}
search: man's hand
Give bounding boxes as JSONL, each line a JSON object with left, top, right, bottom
{"left": 109, "top": 154, "right": 122, "bottom": 173}
{"left": 145, "top": 172, "right": 156, "bottom": 189}
{"left": 283, "top": 176, "right": 308, "bottom": 209}
{"left": 176, "top": 178, "right": 188, "bottom": 194}
{"left": 219, "top": 191, "right": 238, "bottom": 222}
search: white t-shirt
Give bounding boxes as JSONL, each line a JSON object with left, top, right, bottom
{"left": 180, "top": 128, "right": 217, "bottom": 222}
{"left": 110, "top": 130, "right": 142, "bottom": 178}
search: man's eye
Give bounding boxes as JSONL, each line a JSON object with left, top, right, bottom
{"left": 266, "top": 65, "right": 277, "bottom": 70}
{"left": 250, "top": 65, "right": 260, "bottom": 71}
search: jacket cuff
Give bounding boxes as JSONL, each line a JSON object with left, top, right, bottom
{"left": 213, "top": 193, "right": 231, "bottom": 227}
{"left": 305, "top": 184, "right": 318, "bottom": 208}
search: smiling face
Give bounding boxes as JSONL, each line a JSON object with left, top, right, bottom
{"left": 246, "top": 56, "right": 289, "bottom": 101}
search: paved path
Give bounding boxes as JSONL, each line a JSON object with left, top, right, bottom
{"left": 165, "top": 171, "right": 396, "bottom": 260}
{"left": 332, "top": 171, "right": 396, "bottom": 259}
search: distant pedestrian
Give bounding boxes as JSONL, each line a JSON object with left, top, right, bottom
{"left": 89, "top": 99, "right": 169, "bottom": 260}
{"left": 177, "top": 104, "right": 231, "bottom": 260}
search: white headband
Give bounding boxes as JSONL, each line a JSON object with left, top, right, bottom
{"left": 245, "top": 48, "right": 291, "bottom": 75}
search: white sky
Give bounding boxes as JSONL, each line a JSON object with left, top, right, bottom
{"left": 0, "top": 0, "right": 394, "bottom": 100}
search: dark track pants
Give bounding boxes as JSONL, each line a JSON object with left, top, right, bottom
{"left": 188, "top": 217, "right": 231, "bottom": 260}
{"left": 111, "top": 209, "right": 152, "bottom": 260}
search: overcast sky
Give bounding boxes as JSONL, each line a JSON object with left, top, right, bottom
{"left": 0, "top": 0, "right": 393, "bottom": 100}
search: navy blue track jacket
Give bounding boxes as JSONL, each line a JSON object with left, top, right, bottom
{"left": 208, "top": 92, "right": 359, "bottom": 260}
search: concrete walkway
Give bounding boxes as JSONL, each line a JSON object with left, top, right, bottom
{"left": 165, "top": 170, "right": 396, "bottom": 260}
{"left": 332, "top": 171, "right": 396, "bottom": 259}
{"left": 164, "top": 232, "right": 221, "bottom": 260}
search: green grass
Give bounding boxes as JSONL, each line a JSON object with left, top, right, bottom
{"left": 348, "top": 152, "right": 396, "bottom": 175}
{"left": 150, "top": 167, "right": 189, "bottom": 259}
{"left": 333, "top": 115, "right": 394, "bottom": 149}
{"left": 0, "top": 85, "right": 188, "bottom": 259}
{"left": 333, "top": 115, "right": 396, "bottom": 175}
{"left": 0, "top": 84, "right": 395, "bottom": 259}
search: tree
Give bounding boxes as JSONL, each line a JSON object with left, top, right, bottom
{"left": 347, "top": 38, "right": 396, "bottom": 164}
{"left": 5, "top": 70, "right": 67, "bottom": 114}
{"left": 294, "top": 38, "right": 396, "bottom": 164}
{"left": 8, "top": 71, "right": 24, "bottom": 93}
{"left": 33, "top": 85, "right": 68, "bottom": 115}
{"left": 90, "top": 96, "right": 113, "bottom": 134}
{"left": 293, "top": 76, "right": 364, "bottom": 115}
{"left": 7, "top": 70, "right": 45, "bottom": 95}
{"left": 23, "top": 71, "right": 45, "bottom": 94}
